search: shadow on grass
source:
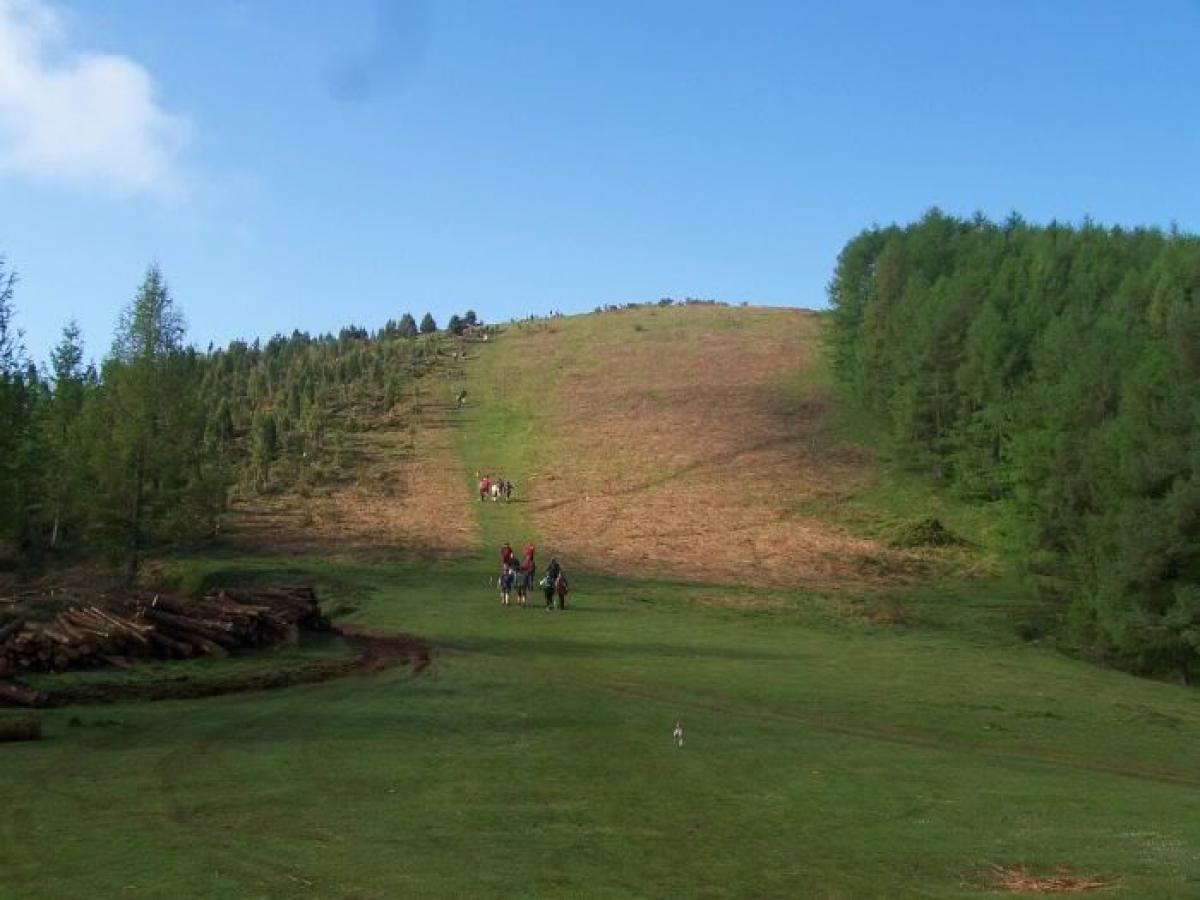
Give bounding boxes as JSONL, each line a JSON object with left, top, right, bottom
{"left": 442, "top": 634, "right": 794, "bottom": 662}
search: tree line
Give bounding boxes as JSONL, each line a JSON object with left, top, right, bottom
{"left": 827, "top": 210, "right": 1200, "bottom": 683}
{"left": 0, "top": 258, "right": 468, "bottom": 581}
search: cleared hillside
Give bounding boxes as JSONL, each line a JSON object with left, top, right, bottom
{"left": 222, "top": 304, "right": 917, "bottom": 589}
{"left": 472, "top": 305, "right": 921, "bottom": 590}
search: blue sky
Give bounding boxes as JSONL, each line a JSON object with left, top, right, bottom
{"left": 1, "top": 0, "right": 1198, "bottom": 361}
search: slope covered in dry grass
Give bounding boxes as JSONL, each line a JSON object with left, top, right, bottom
{"left": 504, "top": 305, "right": 916, "bottom": 588}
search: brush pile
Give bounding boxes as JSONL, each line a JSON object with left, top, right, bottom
{"left": 0, "top": 585, "right": 327, "bottom": 697}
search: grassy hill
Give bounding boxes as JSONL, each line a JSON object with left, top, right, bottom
{"left": 3, "top": 305, "right": 1199, "bottom": 898}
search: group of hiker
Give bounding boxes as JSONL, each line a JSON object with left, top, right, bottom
{"left": 477, "top": 473, "right": 513, "bottom": 503}
{"left": 498, "top": 541, "right": 569, "bottom": 610}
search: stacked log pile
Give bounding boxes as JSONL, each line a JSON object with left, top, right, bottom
{"left": 0, "top": 585, "right": 327, "bottom": 700}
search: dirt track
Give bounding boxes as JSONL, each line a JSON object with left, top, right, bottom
{"left": 41, "top": 627, "right": 432, "bottom": 707}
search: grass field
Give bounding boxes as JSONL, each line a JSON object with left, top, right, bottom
{"left": 3, "top": 306, "right": 1200, "bottom": 898}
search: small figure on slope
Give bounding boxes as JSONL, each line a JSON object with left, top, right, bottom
{"left": 498, "top": 566, "right": 516, "bottom": 606}
{"left": 542, "top": 557, "right": 562, "bottom": 610}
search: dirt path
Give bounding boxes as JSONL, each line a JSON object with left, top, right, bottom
{"left": 43, "top": 627, "right": 432, "bottom": 706}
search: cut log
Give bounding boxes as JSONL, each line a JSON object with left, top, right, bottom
{"left": 148, "top": 630, "right": 194, "bottom": 659}
{"left": 52, "top": 615, "right": 89, "bottom": 642}
{"left": 0, "top": 618, "right": 25, "bottom": 644}
{"left": 170, "top": 634, "right": 227, "bottom": 658}
{"left": 0, "top": 681, "right": 48, "bottom": 708}
{"left": 142, "top": 608, "right": 239, "bottom": 648}
{"left": 88, "top": 608, "right": 152, "bottom": 645}
{"left": 61, "top": 610, "right": 111, "bottom": 638}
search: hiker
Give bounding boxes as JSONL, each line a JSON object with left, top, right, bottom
{"left": 504, "top": 479, "right": 513, "bottom": 502}
{"left": 519, "top": 548, "right": 536, "bottom": 606}
{"left": 479, "top": 475, "right": 491, "bottom": 502}
{"left": 456, "top": 389, "right": 468, "bottom": 408}
{"left": 500, "top": 542, "right": 515, "bottom": 568}
{"left": 554, "top": 570, "right": 569, "bottom": 610}
{"left": 542, "top": 557, "right": 562, "bottom": 609}
{"left": 498, "top": 566, "right": 516, "bottom": 606}
{"left": 490, "top": 481, "right": 502, "bottom": 502}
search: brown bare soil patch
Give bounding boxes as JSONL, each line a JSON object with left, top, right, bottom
{"left": 968, "top": 865, "right": 1120, "bottom": 893}
{"left": 525, "top": 306, "right": 915, "bottom": 589}
{"left": 225, "top": 405, "right": 475, "bottom": 560}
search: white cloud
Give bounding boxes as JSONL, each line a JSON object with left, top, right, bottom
{"left": 0, "top": 0, "right": 190, "bottom": 199}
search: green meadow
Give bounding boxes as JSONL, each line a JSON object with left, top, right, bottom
{"left": 3, "top": 309, "right": 1199, "bottom": 898}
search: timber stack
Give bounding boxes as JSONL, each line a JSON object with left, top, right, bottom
{"left": 0, "top": 585, "right": 328, "bottom": 702}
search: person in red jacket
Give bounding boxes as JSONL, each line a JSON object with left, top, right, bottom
{"left": 518, "top": 544, "right": 536, "bottom": 605}
{"left": 500, "top": 542, "right": 514, "bottom": 567}
{"left": 479, "top": 476, "right": 491, "bottom": 502}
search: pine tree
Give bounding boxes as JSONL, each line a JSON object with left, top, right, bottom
{"left": 0, "top": 259, "right": 31, "bottom": 558}
{"left": 251, "top": 409, "right": 278, "bottom": 490}
{"left": 827, "top": 212, "right": 1200, "bottom": 679}
{"left": 420, "top": 312, "right": 437, "bottom": 334}
{"left": 95, "top": 266, "right": 222, "bottom": 582}
{"left": 44, "top": 321, "right": 89, "bottom": 548}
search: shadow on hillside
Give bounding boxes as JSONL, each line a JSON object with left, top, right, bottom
{"left": 532, "top": 380, "right": 848, "bottom": 516}
{"left": 533, "top": 438, "right": 823, "bottom": 527}
{"left": 418, "top": 413, "right": 477, "bottom": 426}
{"left": 443, "top": 635, "right": 794, "bottom": 663}
{"left": 208, "top": 531, "right": 477, "bottom": 566}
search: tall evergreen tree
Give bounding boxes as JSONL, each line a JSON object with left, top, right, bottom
{"left": 827, "top": 212, "right": 1200, "bottom": 680}
{"left": 94, "top": 266, "right": 223, "bottom": 581}
{"left": 397, "top": 313, "right": 418, "bottom": 338}
{"left": 419, "top": 312, "right": 437, "bottom": 334}
{"left": 0, "top": 259, "right": 31, "bottom": 559}
{"left": 44, "top": 321, "right": 90, "bottom": 548}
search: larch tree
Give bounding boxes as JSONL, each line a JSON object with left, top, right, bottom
{"left": 94, "top": 265, "right": 224, "bottom": 582}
